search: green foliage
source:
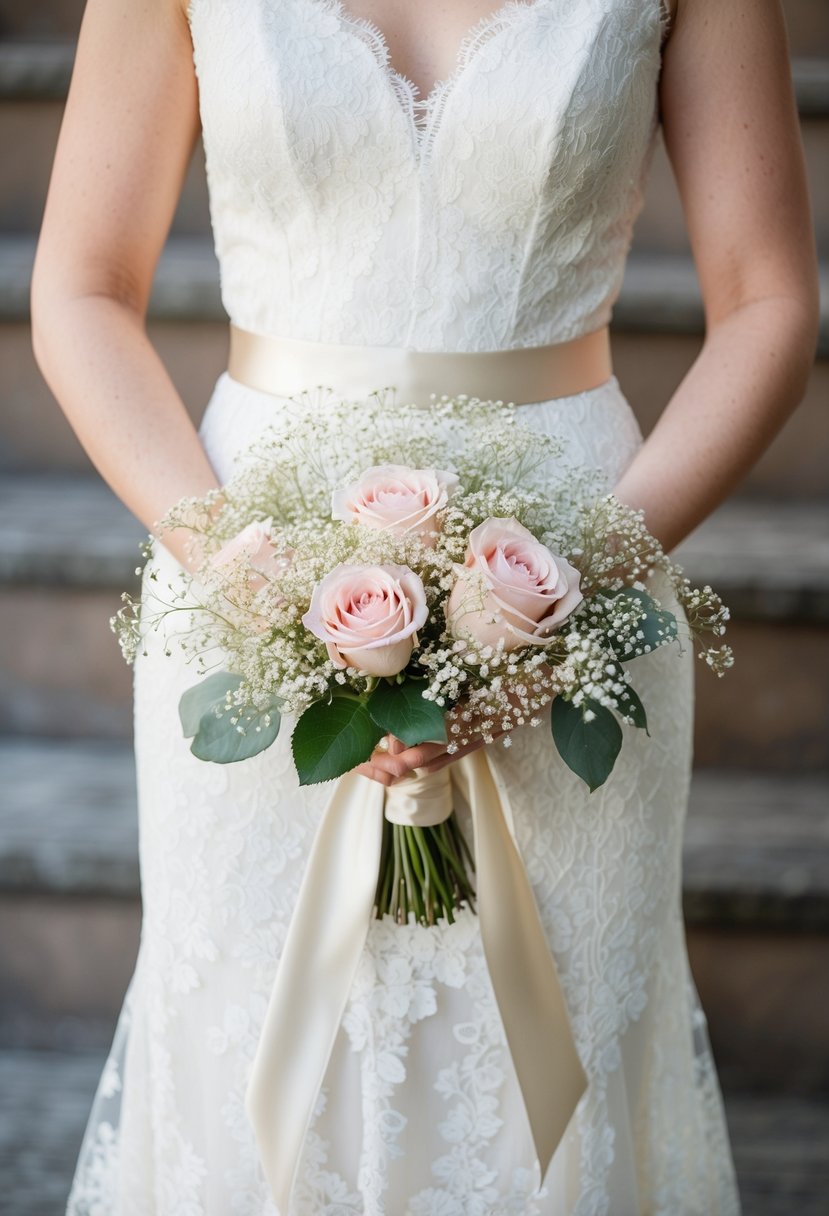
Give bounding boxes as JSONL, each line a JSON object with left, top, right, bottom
{"left": 616, "top": 681, "right": 649, "bottom": 734}
{"left": 551, "top": 694, "right": 623, "bottom": 792}
{"left": 292, "top": 694, "right": 385, "bottom": 785}
{"left": 603, "top": 587, "right": 678, "bottom": 660}
{"left": 179, "top": 671, "right": 281, "bottom": 763}
{"left": 368, "top": 679, "right": 448, "bottom": 747}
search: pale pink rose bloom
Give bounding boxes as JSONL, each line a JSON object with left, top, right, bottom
{"left": 446, "top": 517, "right": 583, "bottom": 650}
{"left": 209, "top": 520, "right": 294, "bottom": 633}
{"left": 331, "top": 465, "right": 459, "bottom": 546}
{"left": 210, "top": 518, "right": 292, "bottom": 577}
{"left": 302, "top": 563, "right": 428, "bottom": 676}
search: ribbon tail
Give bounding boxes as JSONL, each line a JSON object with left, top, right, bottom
{"left": 453, "top": 748, "right": 589, "bottom": 1182}
{"left": 244, "top": 769, "right": 385, "bottom": 1215}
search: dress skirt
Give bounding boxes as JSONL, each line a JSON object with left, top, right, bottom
{"left": 65, "top": 370, "right": 742, "bottom": 1215}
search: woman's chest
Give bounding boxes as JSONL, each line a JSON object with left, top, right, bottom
{"left": 190, "top": 0, "right": 665, "bottom": 179}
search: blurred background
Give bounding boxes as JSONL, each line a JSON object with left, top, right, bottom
{"left": 0, "top": 1, "right": 827, "bottom": 1213}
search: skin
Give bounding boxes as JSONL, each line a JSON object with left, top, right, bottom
{"left": 31, "top": 0, "right": 820, "bottom": 787}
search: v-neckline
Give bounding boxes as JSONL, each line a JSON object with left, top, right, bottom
{"left": 319, "top": 0, "right": 546, "bottom": 165}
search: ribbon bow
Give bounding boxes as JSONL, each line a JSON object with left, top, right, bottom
{"left": 245, "top": 749, "right": 587, "bottom": 1214}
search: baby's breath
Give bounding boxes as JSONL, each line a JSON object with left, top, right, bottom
{"left": 110, "top": 394, "right": 733, "bottom": 733}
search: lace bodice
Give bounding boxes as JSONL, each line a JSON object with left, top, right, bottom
{"left": 187, "top": 0, "right": 669, "bottom": 351}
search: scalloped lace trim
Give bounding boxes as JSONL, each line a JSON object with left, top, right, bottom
{"left": 320, "top": 0, "right": 547, "bottom": 161}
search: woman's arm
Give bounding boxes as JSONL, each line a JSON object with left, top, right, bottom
{"left": 612, "top": 0, "right": 821, "bottom": 552}
{"left": 30, "top": 0, "right": 221, "bottom": 572}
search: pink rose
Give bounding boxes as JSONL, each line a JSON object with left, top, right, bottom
{"left": 446, "top": 518, "right": 583, "bottom": 650}
{"left": 302, "top": 563, "right": 428, "bottom": 676}
{"left": 210, "top": 518, "right": 293, "bottom": 578}
{"left": 331, "top": 465, "right": 459, "bottom": 546}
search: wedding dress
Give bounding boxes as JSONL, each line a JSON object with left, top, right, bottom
{"left": 65, "top": 0, "right": 742, "bottom": 1212}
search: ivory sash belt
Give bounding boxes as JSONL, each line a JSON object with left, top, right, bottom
{"left": 227, "top": 322, "right": 612, "bottom": 406}
{"left": 244, "top": 753, "right": 589, "bottom": 1215}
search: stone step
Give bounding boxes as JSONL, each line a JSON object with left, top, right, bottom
{"left": 2, "top": 0, "right": 815, "bottom": 47}
{"left": 0, "top": 38, "right": 828, "bottom": 253}
{"left": 0, "top": 737, "right": 140, "bottom": 898}
{"left": 0, "top": 0, "right": 826, "bottom": 50}
{"left": 0, "top": 0, "right": 85, "bottom": 41}
{"left": 0, "top": 736, "right": 828, "bottom": 1089}
{"left": 1, "top": 235, "right": 828, "bottom": 496}
{"left": 2, "top": 740, "right": 826, "bottom": 923}
{"left": 1, "top": 475, "right": 828, "bottom": 762}
{"left": 0, "top": 1046, "right": 825, "bottom": 1216}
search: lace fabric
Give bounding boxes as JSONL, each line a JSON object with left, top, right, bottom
{"left": 186, "top": 0, "right": 666, "bottom": 349}
{"left": 66, "top": 1, "right": 742, "bottom": 1211}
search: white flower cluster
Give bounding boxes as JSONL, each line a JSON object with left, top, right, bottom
{"left": 110, "top": 393, "right": 733, "bottom": 744}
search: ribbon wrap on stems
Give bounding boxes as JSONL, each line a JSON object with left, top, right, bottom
{"left": 244, "top": 749, "right": 588, "bottom": 1214}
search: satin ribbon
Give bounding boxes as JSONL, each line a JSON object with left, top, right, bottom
{"left": 227, "top": 323, "right": 613, "bottom": 408}
{"left": 245, "top": 751, "right": 588, "bottom": 1214}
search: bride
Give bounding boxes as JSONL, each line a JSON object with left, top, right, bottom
{"left": 31, "top": 0, "right": 818, "bottom": 1213}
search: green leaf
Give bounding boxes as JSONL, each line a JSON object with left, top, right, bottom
{"left": 368, "top": 679, "right": 448, "bottom": 747}
{"left": 180, "top": 671, "right": 281, "bottom": 763}
{"left": 616, "top": 682, "right": 649, "bottom": 735}
{"left": 179, "top": 671, "right": 244, "bottom": 737}
{"left": 550, "top": 695, "right": 623, "bottom": 792}
{"left": 190, "top": 699, "right": 281, "bottom": 763}
{"left": 603, "top": 587, "right": 678, "bottom": 659}
{"left": 292, "top": 695, "right": 385, "bottom": 786}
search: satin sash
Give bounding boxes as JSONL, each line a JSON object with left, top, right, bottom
{"left": 245, "top": 753, "right": 588, "bottom": 1215}
{"left": 227, "top": 323, "right": 613, "bottom": 407}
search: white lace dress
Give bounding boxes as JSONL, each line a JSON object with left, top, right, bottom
{"left": 66, "top": 1, "right": 742, "bottom": 1212}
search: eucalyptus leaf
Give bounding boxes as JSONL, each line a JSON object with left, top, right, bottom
{"left": 190, "top": 699, "right": 281, "bottom": 763}
{"left": 292, "top": 695, "right": 384, "bottom": 786}
{"left": 368, "top": 679, "right": 448, "bottom": 747}
{"left": 180, "top": 671, "right": 281, "bottom": 763}
{"left": 551, "top": 695, "right": 623, "bottom": 792}
{"left": 179, "top": 671, "right": 244, "bottom": 738}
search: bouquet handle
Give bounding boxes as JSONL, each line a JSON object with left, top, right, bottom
{"left": 244, "top": 750, "right": 588, "bottom": 1214}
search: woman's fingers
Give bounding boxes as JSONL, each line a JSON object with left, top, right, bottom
{"left": 417, "top": 734, "right": 495, "bottom": 773}
{"left": 357, "top": 725, "right": 517, "bottom": 785}
{"left": 355, "top": 739, "right": 448, "bottom": 785}
{"left": 354, "top": 761, "right": 396, "bottom": 786}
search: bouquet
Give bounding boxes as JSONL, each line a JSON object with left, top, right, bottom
{"left": 112, "top": 390, "right": 732, "bottom": 926}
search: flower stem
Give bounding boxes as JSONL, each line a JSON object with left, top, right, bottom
{"left": 391, "top": 823, "right": 403, "bottom": 921}
{"left": 373, "top": 813, "right": 475, "bottom": 926}
{"left": 398, "top": 825, "right": 420, "bottom": 922}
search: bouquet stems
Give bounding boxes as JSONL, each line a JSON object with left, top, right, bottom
{"left": 373, "top": 814, "right": 476, "bottom": 926}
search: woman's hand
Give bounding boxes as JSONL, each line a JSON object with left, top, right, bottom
{"left": 354, "top": 730, "right": 496, "bottom": 788}
{"left": 355, "top": 681, "right": 551, "bottom": 787}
